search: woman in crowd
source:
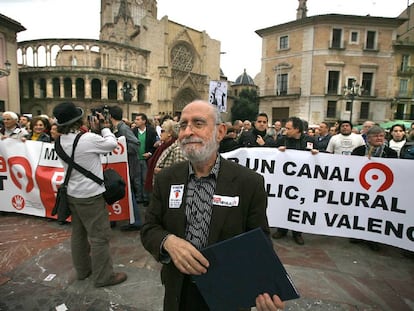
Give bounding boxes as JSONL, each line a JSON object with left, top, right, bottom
{"left": 153, "top": 120, "right": 187, "bottom": 181}
{"left": 144, "top": 119, "right": 181, "bottom": 193}
{"left": 27, "top": 116, "right": 51, "bottom": 142}
{"left": 388, "top": 124, "right": 406, "bottom": 157}
{"left": 49, "top": 122, "right": 60, "bottom": 142}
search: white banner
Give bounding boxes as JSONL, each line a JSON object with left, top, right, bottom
{"left": 0, "top": 137, "right": 132, "bottom": 221}
{"left": 223, "top": 148, "right": 414, "bottom": 251}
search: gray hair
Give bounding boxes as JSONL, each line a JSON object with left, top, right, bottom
{"left": 367, "top": 125, "right": 384, "bottom": 136}
{"left": 2, "top": 111, "right": 18, "bottom": 120}
{"left": 162, "top": 119, "right": 180, "bottom": 138}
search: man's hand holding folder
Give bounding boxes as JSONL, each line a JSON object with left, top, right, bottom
{"left": 163, "top": 234, "right": 209, "bottom": 275}
{"left": 191, "top": 228, "right": 299, "bottom": 311}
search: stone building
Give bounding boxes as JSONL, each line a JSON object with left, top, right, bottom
{"left": 0, "top": 13, "right": 25, "bottom": 113}
{"left": 255, "top": 1, "right": 406, "bottom": 125}
{"left": 392, "top": 3, "right": 414, "bottom": 120}
{"left": 16, "top": 0, "right": 221, "bottom": 120}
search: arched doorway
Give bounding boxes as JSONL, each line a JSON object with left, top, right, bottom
{"left": 173, "top": 88, "right": 198, "bottom": 116}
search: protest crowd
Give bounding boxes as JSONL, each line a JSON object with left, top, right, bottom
{"left": 1, "top": 103, "right": 413, "bottom": 310}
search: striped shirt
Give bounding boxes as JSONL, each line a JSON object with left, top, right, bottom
{"left": 184, "top": 156, "right": 220, "bottom": 249}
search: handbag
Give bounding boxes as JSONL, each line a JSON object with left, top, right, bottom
{"left": 54, "top": 135, "right": 126, "bottom": 205}
{"left": 51, "top": 133, "right": 83, "bottom": 222}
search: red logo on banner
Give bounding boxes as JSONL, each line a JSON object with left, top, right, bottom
{"left": 11, "top": 195, "right": 25, "bottom": 210}
{"left": 112, "top": 142, "right": 125, "bottom": 155}
{"left": 35, "top": 166, "right": 64, "bottom": 218}
{"left": 8, "top": 157, "right": 34, "bottom": 193}
{"left": 359, "top": 162, "right": 394, "bottom": 192}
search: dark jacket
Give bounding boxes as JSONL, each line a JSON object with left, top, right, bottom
{"left": 400, "top": 140, "right": 414, "bottom": 159}
{"left": 27, "top": 132, "right": 51, "bottom": 142}
{"left": 219, "top": 137, "right": 239, "bottom": 153}
{"left": 352, "top": 145, "right": 398, "bottom": 158}
{"left": 140, "top": 157, "right": 269, "bottom": 311}
{"left": 275, "top": 134, "right": 318, "bottom": 151}
{"left": 238, "top": 128, "right": 276, "bottom": 147}
{"left": 114, "top": 121, "right": 140, "bottom": 181}
{"left": 133, "top": 125, "right": 158, "bottom": 157}
{"left": 316, "top": 134, "right": 332, "bottom": 152}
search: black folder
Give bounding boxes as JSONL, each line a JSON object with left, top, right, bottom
{"left": 192, "top": 227, "right": 299, "bottom": 311}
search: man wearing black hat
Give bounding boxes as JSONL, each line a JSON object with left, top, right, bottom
{"left": 326, "top": 120, "right": 365, "bottom": 155}
{"left": 53, "top": 102, "right": 127, "bottom": 287}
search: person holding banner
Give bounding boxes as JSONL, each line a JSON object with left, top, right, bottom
{"left": 272, "top": 117, "right": 319, "bottom": 245}
{"left": 140, "top": 100, "right": 285, "bottom": 311}
{"left": 326, "top": 120, "right": 365, "bottom": 155}
{"left": 351, "top": 126, "right": 397, "bottom": 250}
{"left": 53, "top": 102, "right": 127, "bottom": 287}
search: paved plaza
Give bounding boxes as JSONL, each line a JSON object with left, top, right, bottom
{"left": 0, "top": 212, "right": 413, "bottom": 311}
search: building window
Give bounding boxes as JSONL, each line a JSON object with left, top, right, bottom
{"left": 171, "top": 43, "right": 194, "bottom": 72}
{"left": 362, "top": 72, "right": 373, "bottom": 96}
{"left": 276, "top": 74, "right": 288, "bottom": 95}
{"left": 327, "top": 101, "right": 337, "bottom": 118}
{"left": 76, "top": 78, "right": 85, "bottom": 99}
{"left": 327, "top": 71, "right": 340, "bottom": 94}
{"left": 401, "top": 54, "right": 410, "bottom": 72}
{"left": 64, "top": 78, "right": 72, "bottom": 98}
{"left": 410, "top": 105, "right": 414, "bottom": 119}
{"left": 331, "top": 28, "right": 342, "bottom": 48}
{"left": 396, "top": 104, "right": 405, "bottom": 119}
{"left": 350, "top": 31, "right": 358, "bottom": 43}
{"left": 39, "top": 78, "right": 47, "bottom": 98}
{"left": 29, "top": 78, "right": 35, "bottom": 98}
{"left": 52, "top": 78, "right": 60, "bottom": 98}
{"left": 360, "top": 102, "right": 370, "bottom": 119}
{"left": 399, "top": 79, "right": 408, "bottom": 97}
{"left": 279, "top": 35, "right": 289, "bottom": 49}
{"left": 365, "top": 31, "right": 377, "bottom": 50}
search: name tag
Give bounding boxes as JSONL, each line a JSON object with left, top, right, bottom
{"left": 169, "top": 185, "right": 185, "bottom": 208}
{"left": 212, "top": 195, "right": 239, "bottom": 208}
{"left": 306, "top": 142, "right": 314, "bottom": 150}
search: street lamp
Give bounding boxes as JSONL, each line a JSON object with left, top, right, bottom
{"left": 343, "top": 79, "right": 363, "bottom": 122}
{"left": 120, "top": 82, "right": 136, "bottom": 119}
{"left": 120, "top": 82, "right": 135, "bottom": 102}
{"left": 0, "top": 60, "right": 11, "bottom": 78}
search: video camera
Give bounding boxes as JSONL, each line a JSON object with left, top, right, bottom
{"left": 90, "top": 105, "right": 110, "bottom": 121}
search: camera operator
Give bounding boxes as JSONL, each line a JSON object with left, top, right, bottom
{"left": 53, "top": 102, "right": 127, "bottom": 287}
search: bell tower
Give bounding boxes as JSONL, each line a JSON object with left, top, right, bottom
{"left": 100, "top": 0, "right": 158, "bottom": 43}
{"left": 296, "top": 0, "right": 307, "bottom": 20}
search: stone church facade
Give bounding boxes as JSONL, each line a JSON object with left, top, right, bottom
{"left": 17, "top": 0, "right": 221, "bottom": 120}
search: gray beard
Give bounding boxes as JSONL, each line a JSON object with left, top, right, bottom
{"left": 179, "top": 130, "right": 218, "bottom": 164}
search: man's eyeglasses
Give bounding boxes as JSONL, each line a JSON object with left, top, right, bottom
{"left": 179, "top": 119, "right": 209, "bottom": 131}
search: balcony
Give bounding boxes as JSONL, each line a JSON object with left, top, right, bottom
{"left": 397, "top": 66, "right": 414, "bottom": 76}
{"left": 328, "top": 40, "right": 346, "bottom": 50}
{"left": 259, "top": 87, "right": 301, "bottom": 98}
{"left": 363, "top": 43, "right": 380, "bottom": 52}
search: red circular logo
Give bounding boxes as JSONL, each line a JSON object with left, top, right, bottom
{"left": 359, "top": 162, "right": 394, "bottom": 192}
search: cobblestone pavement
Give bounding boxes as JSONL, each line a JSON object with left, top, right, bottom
{"left": 0, "top": 212, "right": 413, "bottom": 311}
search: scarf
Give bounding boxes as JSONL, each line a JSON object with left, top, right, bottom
{"left": 144, "top": 137, "right": 176, "bottom": 192}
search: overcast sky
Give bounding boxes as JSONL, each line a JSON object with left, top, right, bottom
{"left": 1, "top": 0, "right": 411, "bottom": 81}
